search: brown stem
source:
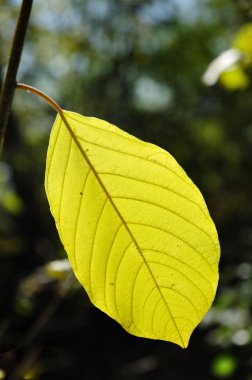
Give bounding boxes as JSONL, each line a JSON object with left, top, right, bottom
{"left": 16, "top": 82, "right": 73, "bottom": 133}
{"left": 16, "top": 83, "right": 63, "bottom": 116}
{"left": 0, "top": 0, "right": 33, "bottom": 158}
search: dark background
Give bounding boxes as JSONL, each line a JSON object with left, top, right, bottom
{"left": 1, "top": 0, "right": 252, "bottom": 379}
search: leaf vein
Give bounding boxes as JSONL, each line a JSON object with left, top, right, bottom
{"left": 104, "top": 223, "right": 124, "bottom": 310}
{"left": 75, "top": 133, "right": 199, "bottom": 195}
{"left": 66, "top": 113, "right": 195, "bottom": 192}
{"left": 89, "top": 198, "right": 108, "bottom": 299}
{"left": 58, "top": 137, "right": 73, "bottom": 237}
{"left": 113, "top": 196, "right": 217, "bottom": 252}
{"left": 72, "top": 169, "right": 91, "bottom": 276}
{"left": 143, "top": 248, "right": 213, "bottom": 290}
{"left": 46, "top": 119, "right": 62, "bottom": 191}
{"left": 151, "top": 298, "right": 162, "bottom": 334}
{"left": 130, "top": 262, "right": 145, "bottom": 332}
{"left": 114, "top": 241, "right": 135, "bottom": 327}
{"left": 148, "top": 260, "right": 208, "bottom": 309}
{"left": 160, "top": 285, "right": 199, "bottom": 318}
{"left": 100, "top": 172, "right": 209, "bottom": 219}
{"left": 128, "top": 222, "right": 214, "bottom": 273}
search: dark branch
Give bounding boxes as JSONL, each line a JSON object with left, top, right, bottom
{"left": 0, "top": 0, "right": 33, "bottom": 158}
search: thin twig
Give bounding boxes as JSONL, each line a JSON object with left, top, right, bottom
{"left": 0, "top": 0, "right": 33, "bottom": 158}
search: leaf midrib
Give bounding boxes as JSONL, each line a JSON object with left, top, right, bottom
{"left": 60, "top": 113, "right": 186, "bottom": 348}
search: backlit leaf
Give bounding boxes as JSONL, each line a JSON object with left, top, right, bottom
{"left": 45, "top": 111, "right": 220, "bottom": 348}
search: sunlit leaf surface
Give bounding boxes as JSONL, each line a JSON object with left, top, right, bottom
{"left": 45, "top": 111, "right": 220, "bottom": 348}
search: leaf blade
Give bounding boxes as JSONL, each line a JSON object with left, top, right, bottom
{"left": 45, "top": 111, "right": 220, "bottom": 348}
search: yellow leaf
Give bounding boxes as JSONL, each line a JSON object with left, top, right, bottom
{"left": 220, "top": 66, "right": 249, "bottom": 91}
{"left": 233, "top": 23, "right": 252, "bottom": 59}
{"left": 45, "top": 111, "right": 220, "bottom": 348}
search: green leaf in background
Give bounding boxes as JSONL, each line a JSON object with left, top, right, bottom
{"left": 45, "top": 111, "right": 220, "bottom": 348}
{"left": 211, "top": 354, "right": 237, "bottom": 378}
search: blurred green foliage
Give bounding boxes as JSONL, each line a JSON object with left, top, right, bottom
{"left": 1, "top": 0, "right": 252, "bottom": 379}
{"left": 211, "top": 354, "right": 237, "bottom": 378}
